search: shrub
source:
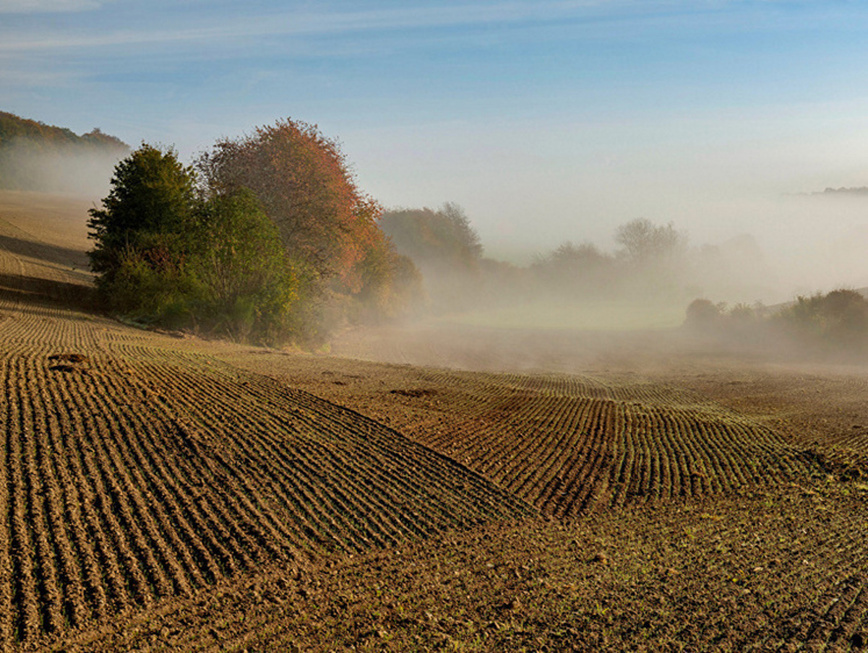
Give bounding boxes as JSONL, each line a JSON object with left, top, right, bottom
{"left": 108, "top": 245, "right": 197, "bottom": 327}
{"left": 684, "top": 298, "right": 723, "bottom": 330}
{"left": 776, "top": 289, "right": 868, "bottom": 349}
{"left": 190, "top": 189, "right": 298, "bottom": 344}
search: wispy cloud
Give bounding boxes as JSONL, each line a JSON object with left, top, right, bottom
{"left": 0, "top": 67, "right": 80, "bottom": 85}
{"left": 0, "top": 0, "right": 830, "bottom": 57}
{"left": 0, "top": 1, "right": 644, "bottom": 54}
{"left": 0, "top": 0, "right": 110, "bottom": 13}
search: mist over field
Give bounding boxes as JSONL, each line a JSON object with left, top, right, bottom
{"left": 473, "top": 190, "right": 868, "bottom": 309}
{"left": 5, "top": 4, "right": 868, "bottom": 651}
{"left": 0, "top": 138, "right": 124, "bottom": 197}
{"left": 387, "top": 194, "right": 868, "bottom": 316}
{"left": 352, "top": 191, "right": 868, "bottom": 374}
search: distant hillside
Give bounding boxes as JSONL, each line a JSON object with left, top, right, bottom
{"left": 0, "top": 111, "right": 128, "bottom": 151}
{"left": 813, "top": 186, "right": 868, "bottom": 196}
{"left": 0, "top": 111, "right": 129, "bottom": 194}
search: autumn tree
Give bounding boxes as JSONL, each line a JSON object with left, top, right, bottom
{"left": 378, "top": 203, "right": 485, "bottom": 312}
{"left": 531, "top": 241, "right": 613, "bottom": 298}
{"left": 776, "top": 289, "right": 868, "bottom": 349}
{"left": 197, "top": 119, "right": 382, "bottom": 286}
{"left": 197, "top": 119, "right": 419, "bottom": 337}
{"left": 611, "top": 217, "right": 688, "bottom": 298}
{"left": 684, "top": 298, "right": 723, "bottom": 331}
{"left": 380, "top": 203, "right": 483, "bottom": 272}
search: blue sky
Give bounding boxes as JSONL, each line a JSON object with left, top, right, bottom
{"left": 3, "top": 0, "right": 868, "bottom": 280}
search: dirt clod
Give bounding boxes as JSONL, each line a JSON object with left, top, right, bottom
{"left": 48, "top": 352, "right": 88, "bottom": 363}
{"left": 591, "top": 553, "right": 609, "bottom": 565}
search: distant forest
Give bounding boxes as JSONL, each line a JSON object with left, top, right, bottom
{"left": 0, "top": 111, "right": 129, "bottom": 192}
{"left": 815, "top": 186, "right": 868, "bottom": 196}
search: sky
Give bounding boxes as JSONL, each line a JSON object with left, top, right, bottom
{"left": 3, "top": 0, "right": 868, "bottom": 293}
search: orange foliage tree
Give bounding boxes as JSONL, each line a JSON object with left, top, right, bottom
{"left": 197, "top": 119, "right": 421, "bottom": 334}
{"left": 198, "top": 119, "right": 384, "bottom": 289}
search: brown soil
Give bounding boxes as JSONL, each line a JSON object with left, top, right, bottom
{"left": 1, "top": 191, "right": 867, "bottom": 652}
{"left": 55, "top": 485, "right": 868, "bottom": 652}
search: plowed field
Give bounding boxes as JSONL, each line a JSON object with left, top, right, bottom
{"left": 224, "top": 355, "right": 817, "bottom": 518}
{"left": 2, "top": 190, "right": 867, "bottom": 651}
{"left": 55, "top": 485, "right": 868, "bottom": 652}
{"left": 1, "top": 301, "right": 533, "bottom": 648}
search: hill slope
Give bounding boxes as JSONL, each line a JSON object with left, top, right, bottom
{"left": 0, "top": 112, "right": 128, "bottom": 194}
{"left": 1, "top": 193, "right": 868, "bottom": 651}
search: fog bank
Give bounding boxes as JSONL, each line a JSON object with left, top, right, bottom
{"left": 0, "top": 139, "right": 125, "bottom": 197}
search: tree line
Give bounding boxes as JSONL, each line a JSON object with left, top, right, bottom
{"left": 0, "top": 111, "right": 128, "bottom": 152}
{"left": 376, "top": 211, "right": 696, "bottom": 311}
{"left": 89, "top": 120, "right": 420, "bottom": 346}
{"left": 685, "top": 289, "right": 868, "bottom": 358}
{"left": 88, "top": 115, "right": 784, "bottom": 346}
